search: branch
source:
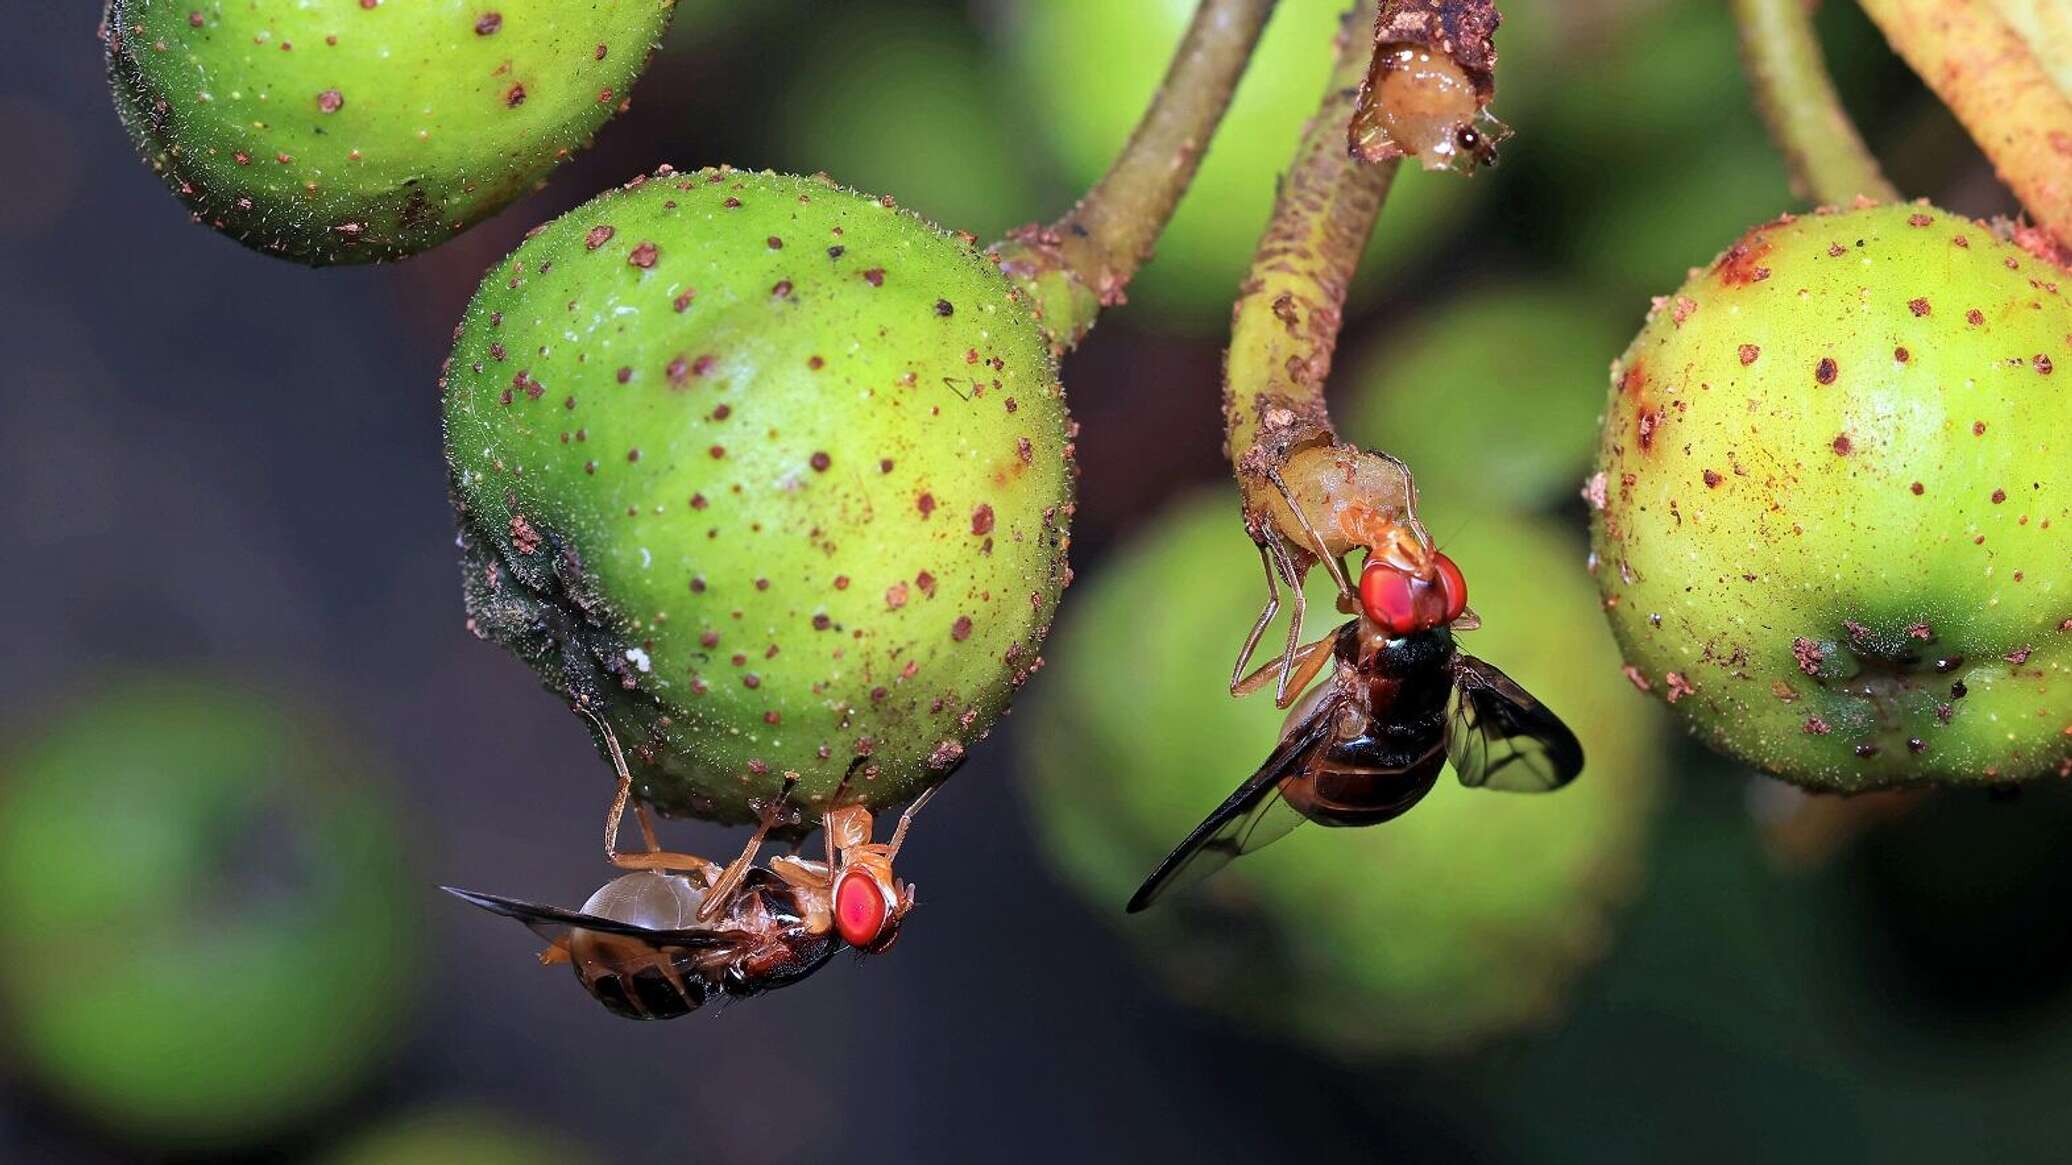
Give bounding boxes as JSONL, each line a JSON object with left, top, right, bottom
{"left": 1733, "top": 0, "right": 1898, "bottom": 205}
{"left": 1224, "top": 0, "right": 1393, "bottom": 485}
{"left": 1856, "top": 0, "right": 2072, "bottom": 245}
{"left": 990, "top": 0, "right": 1278, "bottom": 354}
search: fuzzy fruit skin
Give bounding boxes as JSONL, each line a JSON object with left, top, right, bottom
{"left": 1023, "top": 493, "right": 1661, "bottom": 1059}
{"left": 1590, "top": 203, "right": 2071, "bottom": 791}
{"left": 103, "top": 0, "right": 677, "bottom": 264}
{"left": 445, "top": 168, "right": 1073, "bottom": 826}
{"left": 0, "top": 678, "right": 417, "bottom": 1147}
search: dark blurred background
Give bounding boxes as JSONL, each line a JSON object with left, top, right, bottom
{"left": 6, "top": 1, "right": 2069, "bottom": 1162}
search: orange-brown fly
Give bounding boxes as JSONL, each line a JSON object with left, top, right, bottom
{"left": 446, "top": 708, "right": 932, "bottom": 1019}
{"left": 1130, "top": 462, "right": 1583, "bottom": 912}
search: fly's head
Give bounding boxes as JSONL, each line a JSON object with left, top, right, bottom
{"left": 826, "top": 805, "right": 916, "bottom": 954}
{"left": 1356, "top": 532, "right": 1469, "bottom": 640}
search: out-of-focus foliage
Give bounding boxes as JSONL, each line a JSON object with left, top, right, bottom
{"left": 1344, "top": 284, "right": 1628, "bottom": 514}
{"left": 770, "top": 8, "right": 1042, "bottom": 240}
{"left": 1022, "top": 492, "right": 1665, "bottom": 1058}
{"left": 0, "top": 678, "right": 419, "bottom": 1148}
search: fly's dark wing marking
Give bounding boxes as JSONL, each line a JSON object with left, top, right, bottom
{"left": 1125, "top": 700, "right": 1339, "bottom": 913}
{"left": 441, "top": 886, "right": 749, "bottom": 949}
{"left": 1445, "top": 654, "right": 1585, "bottom": 792}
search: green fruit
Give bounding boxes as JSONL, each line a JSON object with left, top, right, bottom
{"left": 445, "top": 167, "right": 1072, "bottom": 826}
{"left": 1589, "top": 203, "right": 2072, "bottom": 791}
{"left": 1022, "top": 492, "right": 1662, "bottom": 1058}
{"left": 1005, "top": 0, "right": 1485, "bottom": 324}
{"left": 321, "top": 1109, "right": 592, "bottom": 1165}
{"left": 0, "top": 677, "right": 418, "bottom": 1147}
{"left": 104, "top": 0, "right": 678, "bottom": 264}
{"left": 769, "top": 11, "right": 1041, "bottom": 243}
{"left": 1344, "top": 284, "right": 1629, "bottom": 512}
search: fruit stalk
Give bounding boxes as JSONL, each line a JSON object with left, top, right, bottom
{"left": 1855, "top": 0, "right": 2072, "bottom": 246}
{"left": 1732, "top": 0, "right": 1897, "bottom": 206}
{"left": 991, "top": 0, "right": 1278, "bottom": 351}
{"left": 1224, "top": 0, "right": 1393, "bottom": 511}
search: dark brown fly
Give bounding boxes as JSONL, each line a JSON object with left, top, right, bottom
{"left": 1128, "top": 496, "right": 1583, "bottom": 913}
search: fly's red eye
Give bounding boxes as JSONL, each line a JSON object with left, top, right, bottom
{"left": 834, "top": 870, "right": 887, "bottom": 947}
{"left": 1359, "top": 562, "right": 1420, "bottom": 635}
{"left": 1432, "top": 552, "right": 1468, "bottom": 623}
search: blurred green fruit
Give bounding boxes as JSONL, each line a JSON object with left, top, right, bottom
{"left": 1023, "top": 491, "right": 1663, "bottom": 1058}
{"left": 0, "top": 677, "right": 418, "bottom": 1147}
{"left": 446, "top": 168, "right": 1072, "bottom": 826}
{"left": 770, "top": 10, "right": 1040, "bottom": 242}
{"left": 104, "top": 0, "right": 678, "bottom": 263}
{"left": 1589, "top": 204, "right": 2072, "bottom": 791}
{"left": 321, "top": 1108, "right": 592, "bottom": 1165}
{"left": 1003, "top": 0, "right": 1501, "bottom": 324}
{"left": 1345, "top": 284, "right": 1629, "bottom": 513}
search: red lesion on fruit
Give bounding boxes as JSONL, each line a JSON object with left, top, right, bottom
{"left": 1637, "top": 407, "right": 1661, "bottom": 452}
{"left": 1793, "top": 637, "right": 1828, "bottom": 676}
{"left": 1713, "top": 225, "right": 1777, "bottom": 286}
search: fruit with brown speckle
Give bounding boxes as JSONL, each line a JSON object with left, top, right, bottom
{"left": 1590, "top": 203, "right": 2071, "bottom": 791}
{"left": 445, "top": 168, "right": 1073, "bottom": 826}
{"left": 103, "top": 0, "right": 678, "bottom": 264}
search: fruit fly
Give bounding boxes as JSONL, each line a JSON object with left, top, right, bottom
{"left": 1129, "top": 475, "right": 1584, "bottom": 912}
{"left": 445, "top": 708, "right": 932, "bottom": 1018}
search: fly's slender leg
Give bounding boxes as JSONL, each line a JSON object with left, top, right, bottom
{"left": 1235, "top": 632, "right": 1336, "bottom": 707}
{"left": 581, "top": 707, "right": 722, "bottom": 879}
{"left": 1267, "top": 464, "right": 1354, "bottom": 600}
{"left": 695, "top": 773, "right": 799, "bottom": 922}
{"left": 1265, "top": 533, "right": 1311, "bottom": 707}
{"left": 1231, "top": 543, "right": 1282, "bottom": 695}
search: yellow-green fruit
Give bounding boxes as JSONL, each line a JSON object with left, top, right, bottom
{"left": 104, "top": 0, "right": 678, "bottom": 264}
{"left": 0, "top": 678, "right": 417, "bottom": 1147}
{"left": 1022, "top": 492, "right": 1662, "bottom": 1058}
{"left": 446, "top": 168, "right": 1073, "bottom": 826}
{"left": 1589, "top": 204, "right": 2072, "bottom": 790}
{"left": 1345, "top": 285, "right": 1628, "bottom": 512}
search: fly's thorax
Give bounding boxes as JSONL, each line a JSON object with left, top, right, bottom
{"left": 1341, "top": 624, "right": 1454, "bottom": 675}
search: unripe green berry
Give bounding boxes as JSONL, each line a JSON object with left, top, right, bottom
{"left": 103, "top": 0, "right": 678, "bottom": 264}
{"left": 1023, "top": 493, "right": 1662, "bottom": 1058}
{"left": 1589, "top": 203, "right": 2072, "bottom": 791}
{"left": 445, "top": 168, "right": 1073, "bottom": 826}
{"left": 0, "top": 678, "right": 417, "bottom": 1147}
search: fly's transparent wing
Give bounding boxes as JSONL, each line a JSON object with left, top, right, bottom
{"left": 1446, "top": 654, "right": 1585, "bottom": 792}
{"left": 441, "top": 886, "right": 749, "bottom": 948}
{"left": 1125, "top": 704, "right": 1337, "bottom": 913}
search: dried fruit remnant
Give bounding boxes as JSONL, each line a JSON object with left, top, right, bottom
{"left": 1351, "top": 0, "right": 1508, "bottom": 173}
